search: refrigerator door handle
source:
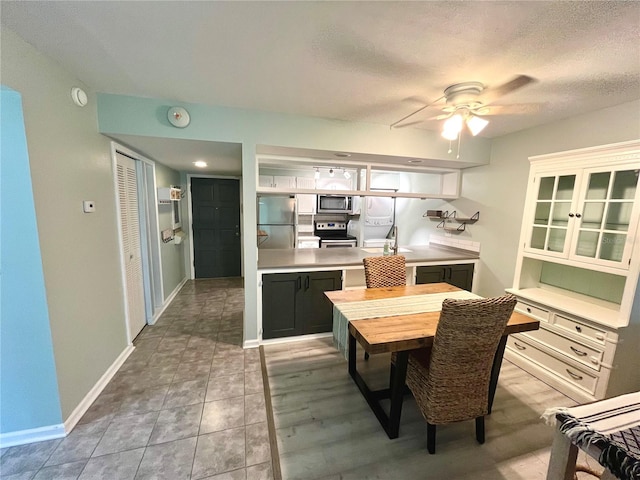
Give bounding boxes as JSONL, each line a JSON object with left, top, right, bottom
{"left": 297, "top": 276, "right": 302, "bottom": 291}
{"left": 305, "top": 275, "right": 310, "bottom": 290}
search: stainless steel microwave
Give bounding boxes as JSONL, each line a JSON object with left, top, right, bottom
{"left": 317, "top": 194, "right": 353, "bottom": 214}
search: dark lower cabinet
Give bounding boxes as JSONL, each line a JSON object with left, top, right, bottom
{"left": 262, "top": 270, "right": 342, "bottom": 339}
{"left": 415, "top": 264, "right": 474, "bottom": 291}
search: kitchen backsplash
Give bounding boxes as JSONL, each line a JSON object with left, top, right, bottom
{"left": 429, "top": 234, "right": 481, "bottom": 253}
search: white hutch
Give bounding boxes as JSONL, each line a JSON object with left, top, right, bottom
{"left": 506, "top": 140, "right": 640, "bottom": 403}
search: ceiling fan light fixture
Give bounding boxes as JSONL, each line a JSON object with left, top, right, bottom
{"left": 466, "top": 115, "right": 489, "bottom": 136}
{"left": 442, "top": 113, "right": 463, "bottom": 140}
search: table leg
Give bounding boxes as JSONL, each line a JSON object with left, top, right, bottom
{"left": 347, "top": 330, "right": 407, "bottom": 440}
{"left": 488, "top": 336, "right": 507, "bottom": 414}
{"left": 546, "top": 420, "right": 578, "bottom": 480}
{"left": 348, "top": 331, "right": 356, "bottom": 378}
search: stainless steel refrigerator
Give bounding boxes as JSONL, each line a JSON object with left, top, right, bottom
{"left": 257, "top": 195, "right": 296, "bottom": 249}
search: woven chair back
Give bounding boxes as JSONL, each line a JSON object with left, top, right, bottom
{"left": 406, "top": 293, "right": 516, "bottom": 425}
{"left": 363, "top": 255, "right": 406, "bottom": 288}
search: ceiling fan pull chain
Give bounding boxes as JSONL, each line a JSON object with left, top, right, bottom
{"left": 448, "top": 140, "right": 453, "bottom": 154}
{"left": 456, "top": 132, "right": 462, "bottom": 159}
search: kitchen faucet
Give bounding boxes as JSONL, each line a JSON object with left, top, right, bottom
{"left": 392, "top": 226, "right": 398, "bottom": 255}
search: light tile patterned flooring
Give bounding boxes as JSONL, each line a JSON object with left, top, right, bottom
{"left": 0, "top": 278, "right": 274, "bottom": 480}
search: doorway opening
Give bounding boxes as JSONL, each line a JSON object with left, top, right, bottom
{"left": 188, "top": 176, "right": 242, "bottom": 279}
{"left": 111, "top": 143, "right": 163, "bottom": 342}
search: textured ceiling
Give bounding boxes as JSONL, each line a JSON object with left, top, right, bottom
{"left": 3, "top": 1, "right": 639, "bottom": 172}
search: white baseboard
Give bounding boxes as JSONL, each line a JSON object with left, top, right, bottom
{"left": 259, "top": 332, "right": 332, "bottom": 346}
{"left": 62, "top": 344, "right": 135, "bottom": 434}
{"left": 150, "top": 277, "right": 188, "bottom": 325}
{"left": 0, "top": 423, "right": 66, "bottom": 449}
{"left": 243, "top": 339, "right": 260, "bottom": 349}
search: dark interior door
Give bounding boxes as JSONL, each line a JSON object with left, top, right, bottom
{"left": 192, "top": 178, "right": 241, "bottom": 278}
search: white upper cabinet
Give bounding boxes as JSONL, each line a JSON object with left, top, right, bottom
{"left": 296, "top": 177, "right": 317, "bottom": 214}
{"left": 259, "top": 175, "right": 297, "bottom": 189}
{"left": 256, "top": 155, "right": 461, "bottom": 199}
{"left": 316, "top": 176, "right": 353, "bottom": 191}
{"left": 524, "top": 162, "right": 640, "bottom": 270}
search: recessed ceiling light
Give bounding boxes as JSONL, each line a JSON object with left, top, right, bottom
{"left": 334, "top": 152, "right": 351, "bottom": 158}
{"left": 408, "top": 159, "right": 423, "bottom": 164}
{"left": 193, "top": 161, "right": 208, "bottom": 168}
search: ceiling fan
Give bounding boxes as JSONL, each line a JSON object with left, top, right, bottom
{"left": 391, "top": 75, "right": 537, "bottom": 139}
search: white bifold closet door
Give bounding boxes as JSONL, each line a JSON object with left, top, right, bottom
{"left": 116, "top": 152, "right": 146, "bottom": 341}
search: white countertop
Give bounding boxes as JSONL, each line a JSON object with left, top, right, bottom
{"left": 257, "top": 244, "right": 479, "bottom": 270}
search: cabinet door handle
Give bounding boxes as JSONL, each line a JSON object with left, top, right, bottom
{"left": 570, "top": 346, "right": 588, "bottom": 356}
{"left": 297, "top": 276, "right": 302, "bottom": 291}
{"left": 513, "top": 341, "right": 526, "bottom": 351}
{"left": 575, "top": 213, "right": 582, "bottom": 218}
{"left": 305, "top": 275, "right": 310, "bottom": 290}
{"left": 566, "top": 369, "right": 583, "bottom": 381}
{"left": 568, "top": 213, "right": 575, "bottom": 218}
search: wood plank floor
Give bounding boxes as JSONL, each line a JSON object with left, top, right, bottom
{"left": 263, "top": 337, "right": 602, "bottom": 480}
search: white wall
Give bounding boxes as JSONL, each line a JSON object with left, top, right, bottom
{"left": 155, "top": 162, "right": 186, "bottom": 297}
{"left": 1, "top": 29, "right": 128, "bottom": 422}
{"left": 448, "top": 100, "right": 640, "bottom": 298}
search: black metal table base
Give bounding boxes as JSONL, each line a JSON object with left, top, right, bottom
{"left": 348, "top": 333, "right": 408, "bottom": 439}
{"left": 347, "top": 331, "right": 508, "bottom": 439}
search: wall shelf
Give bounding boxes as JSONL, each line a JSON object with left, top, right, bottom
{"left": 436, "top": 211, "right": 480, "bottom": 232}
{"left": 158, "top": 186, "right": 181, "bottom": 204}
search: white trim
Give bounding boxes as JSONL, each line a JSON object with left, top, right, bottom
{"left": 150, "top": 277, "right": 188, "bottom": 325}
{"left": 0, "top": 344, "right": 135, "bottom": 448}
{"left": 0, "top": 424, "right": 66, "bottom": 449}
{"left": 260, "top": 332, "right": 332, "bottom": 346}
{"left": 243, "top": 339, "right": 261, "bottom": 349}
{"left": 111, "top": 142, "right": 166, "bottom": 342}
{"left": 62, "top": 344, "right": 135, "bottom": 434}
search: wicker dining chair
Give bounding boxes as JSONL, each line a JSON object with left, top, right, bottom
{"left": 405, "top": 293, "right": 517, "bottom": 454}
{"left": 362, "top": 255, "right": 407, "bottom": 360}
{"left": 363, "top": 255, "right": 407, "bottom": 288}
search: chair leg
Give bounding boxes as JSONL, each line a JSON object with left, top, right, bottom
{"left": 364, "top": 352, "right": 370, "bottom": 361}
{"left": 427, "top": 423, "right": 436, "bottom": 454}
{"left": 475, "top": 416, "right": 485, "bottom": 444}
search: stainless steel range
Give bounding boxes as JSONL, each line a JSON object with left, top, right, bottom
{"left": 314, "top": 221, "right": 357, "bottom": 248}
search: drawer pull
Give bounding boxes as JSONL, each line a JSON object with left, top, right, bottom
{"left": 596, "top": 334, "right": 605, "bottom": 341}
{"left": 570, "top": 346, "right": 588, "bottom": 357}
{"left": 526, "top": 307, "right": 532, "bottom": 313}
{"left": 566, "top": 369, "right": 583, "bottom": 381}
{"left": 575, "top": 326, "right": 582, "bottom": 333}
{"left": 513, "top": 341, "right": 526, "bottom": 351}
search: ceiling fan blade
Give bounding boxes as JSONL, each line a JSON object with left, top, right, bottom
{"left": 480, "top": 75, "right": 537, "bottom": 104}
{"left": 474, "top": 103, "right": 543, "bottom": 116}
{"left": 392, "top": 120, "right": 426, "bottom": 129}
{"left": 391, "top": 95, "right": 446, "bottom": 128}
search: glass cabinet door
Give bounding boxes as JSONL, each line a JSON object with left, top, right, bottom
{"left": 528, "top": 174, "right": 577, "bottom": 256}
{"left": 571, "top": 167, "right": 640, "bottom": 266}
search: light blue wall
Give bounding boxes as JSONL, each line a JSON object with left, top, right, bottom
{"left": 97, "top": 93, "right": 492, "bottom": 342}
{"left": 0, "top": 87, "right": 63, "bottom": 434}
{"left": 2, "top": 28, "right": 128, "bottom": 426}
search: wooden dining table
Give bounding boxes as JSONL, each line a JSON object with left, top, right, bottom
{"left": 325, "top": 283, "right": 540, "bottom": 439}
